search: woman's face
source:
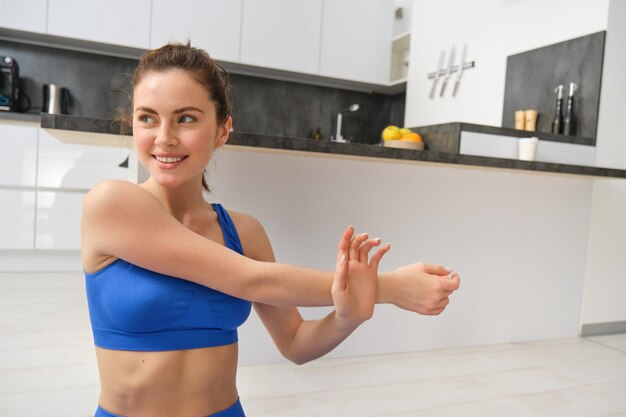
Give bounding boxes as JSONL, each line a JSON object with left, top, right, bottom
{"left": 132, "top": 69, "right": 230, "bottom": 190}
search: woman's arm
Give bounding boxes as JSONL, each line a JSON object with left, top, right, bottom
{"left": 82, "top": 180, "right": 459, "bottom": 310}
{"left": 244, "top": 220, "right": 388, "bottom": 364}
{"left": 82, "top": 180, "right": 335, "bottom": 306}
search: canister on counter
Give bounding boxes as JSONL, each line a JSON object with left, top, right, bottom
{"left": 524, "top": 109, "right": 538, "bottom": 132}
{"left": 514, "top": 110, "right": 525, "bottom": 130}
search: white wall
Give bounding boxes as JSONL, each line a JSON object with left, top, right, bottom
{"left": 393, "top": 0, "right": 413, "bottom": 36}
{"left": 210, "top": 148, "right": 592, "bottom": 365}
{"left": 405, "top": 0, "right": 609, "bottom": 128}
{"left": 592, "top": 0, "right": 626, "bottom": 171}
{"left": 581, "top": 0, "right": 626, "bottom": 327}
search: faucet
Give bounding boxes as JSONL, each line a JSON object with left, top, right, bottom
{"left": 334, "top": 104, "right": 360, "bottom": 143}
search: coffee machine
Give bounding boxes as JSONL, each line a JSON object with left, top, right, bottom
{"left": 0, "top": 56, "right": 20, "bottom": 112}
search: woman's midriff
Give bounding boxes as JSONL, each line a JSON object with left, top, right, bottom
{"left": 95, "top": 343, "right": 239, "bottom": 417}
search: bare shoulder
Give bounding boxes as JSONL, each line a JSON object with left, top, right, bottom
{"left": 81, "top": 180, "right": 165, "bottom": 271}
{"left": 225, "top": 209, "right": 275, "bottom": 262}
{"left": 84, "top": 180, "right": 156, "bottom": 210}
{"left": 226, "top": 210, "right": 264, "bottom": 235}
{"left": 83, "top": 180, "right": 168, "bottom": 227}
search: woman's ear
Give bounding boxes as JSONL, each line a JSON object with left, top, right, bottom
{"left": 215, "top": 116, "right": 232, "bottom": 148}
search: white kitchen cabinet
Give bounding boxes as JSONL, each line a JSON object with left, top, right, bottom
{"left": 0, "top": 121, "right": 38, "bottom": 187}
{"left": 240, "top": 0, "right": 323, "bottom": 74}
{"left": 151, "top": 0, "right": 242, "bottom": 62}
{"left": 320, "top": 0, "right": 394, "bottom": 84}
{"left": 34, "top": 129, "right": 134, "bottom": 250}
{"left": 38, "top": 129, "right": 131, "bottom": 189}
{"left": 35, "top": 190, "right": 82, "bottom": 250}
{"left": 0, "top": 189, "right": 35, "bottom": 249}
{"left": 390, "top": 31, "right": 410, "bottom": 83}
{"left": 47, "top": 0, "right": 150, "bottom": 49}
{"left": 0, "top": 0, "right": 47, "bottom": 33}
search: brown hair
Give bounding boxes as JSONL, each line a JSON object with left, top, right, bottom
{"left": 121, "top": 42, "right": 231, "bottom": 192}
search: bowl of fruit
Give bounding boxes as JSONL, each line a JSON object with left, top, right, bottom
{"left": 381, "top": 126, "right": 425, "bottom": 150}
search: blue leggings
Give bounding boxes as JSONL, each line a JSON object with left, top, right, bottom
{"left": 94, "top": 398, "right": 245, "bottom": 417}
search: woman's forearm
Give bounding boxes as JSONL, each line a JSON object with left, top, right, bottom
{"left": 248, "top": 261, "right": 396, "bottom": 307}
{"left": 245, "top": 261, "right": 335, "bottom": 306}
{"left": 279, "top": 311, "right": 362, "bottom": 365}
{"left": 243, "top": 260, "right": 458, "bottom": 316}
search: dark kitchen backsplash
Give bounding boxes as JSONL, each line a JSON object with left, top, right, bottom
{"left": 0, "top": 40, "right": 404, "bottom": 144}
{"left": 0, "top": 40, "right": 136, "bottom": 119}
{"left": 502, "top": 31, "right": 605, "bottom": 143}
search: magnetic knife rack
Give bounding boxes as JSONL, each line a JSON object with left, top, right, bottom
{"left": 427, "top": 61, "right": 476, "bottom": 79}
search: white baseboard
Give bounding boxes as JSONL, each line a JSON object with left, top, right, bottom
{"left": 581, "top": 321, "right": 626, "bottom": 336}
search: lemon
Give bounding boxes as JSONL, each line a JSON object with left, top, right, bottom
{"left": 399, "top": 128, "right": 412, "bottom": 136}
{"left": 382, "top": 125, "right": 401, "bottom": 140}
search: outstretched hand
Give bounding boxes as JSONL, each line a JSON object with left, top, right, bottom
{"left": 331, "top": 226, "right": 391, "bottom": 328}
{"left": 384, "top": 263, "right": 460, "bottom": 315}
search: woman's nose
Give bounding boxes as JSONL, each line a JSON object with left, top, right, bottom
{"left": 155, "top": 125, "right": 177, "bottom": 147}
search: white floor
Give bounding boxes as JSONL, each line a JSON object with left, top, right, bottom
{"left": 1, "top": 272, "right": 625, "bottom": 417}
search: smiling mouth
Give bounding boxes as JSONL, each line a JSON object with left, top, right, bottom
{"left": 153, "top": 155, "right": 189, "bottom": 163}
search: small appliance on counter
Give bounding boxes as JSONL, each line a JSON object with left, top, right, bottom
{"left": 0, "top": 56, "right": 20, "bottom": 112}
{"left": 43, "top": 84, "right": 71, "bottom": 115}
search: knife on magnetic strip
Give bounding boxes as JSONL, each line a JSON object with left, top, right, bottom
{"left": 439, "top": 46, "right": 456, "bottom": 97}
{"left": 429, "top": 50, "right": 446, "bottom": 99}
{"left": 452, "top": 44, "right": 467, "bottom": 97}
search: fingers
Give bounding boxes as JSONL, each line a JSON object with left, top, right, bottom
{"left": 335, "top": 226, "right": 390, "bottom": 272}
{"left": 334, "top": 225, "right": 354, "bottom": 291}
{"left": 338, "top": 225, "right": 354, "bottom": 256}
{"left": 369, "top": 242, "right": 391, "bottom": 271}
{"left": 333, "top": 246, "right": 350, "bottom": 291}
{"left": 428, "top": 307, "right": 446, "bottom": 316}
{"left": 440, "top": 272, "right": 460, "bottom": 292}
{"left": 423, "top": 263, "right": 460, "bottom": 292}
{"left": 422, "top": 263, "right": 454, "bottom": 276}
{"left": 358, "top": 237, "right": 382, "bottom": 262}
{"left": 338, "top": 226, "right": 385, "bottom": 265}
{"left": 424, "top": 296, "right": 450, "bottom": 316}
{"left": 348, "top": 232, "right": 388, "bottom": 266}
{"left": 349, "top": 232, "right": 369, "bottom": 262}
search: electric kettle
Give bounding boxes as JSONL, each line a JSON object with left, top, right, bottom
{"left": 42, "top": 84, "right": 71, "bottom": 114}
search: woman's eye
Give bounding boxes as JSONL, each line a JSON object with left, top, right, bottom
{"left": 139, "top": 115, "right": 155, "bottom": 124}
{"left": 179, "top": 115, "right": 195, "bottom": 124}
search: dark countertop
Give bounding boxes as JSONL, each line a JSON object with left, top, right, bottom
{"left": 411, "top": 122, "right": 595, "bottom": 155}
{"left": 36, "top": 113, "right": 626, "bottom": 179}
{"left": 0, "top": 111, "right": 41, "bottom": 123}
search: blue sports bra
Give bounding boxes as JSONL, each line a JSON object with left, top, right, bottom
{"left": 85, "top": 203, "right": 252, "bottom": 351}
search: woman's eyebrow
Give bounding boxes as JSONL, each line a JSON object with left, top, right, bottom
{"left": 173, "top": 106, "right": 204, "bottom": 114}
{"left": 134, "top": 106, "right": 204, "bottom": 114}
{"left": 135, "top": 106, "right": 157, "bottom": 114}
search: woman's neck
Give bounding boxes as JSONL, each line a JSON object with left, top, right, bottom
{"left": 140, "top": 177, "right": 209, "bottom": 223}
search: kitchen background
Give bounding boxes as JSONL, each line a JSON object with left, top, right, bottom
{"left": 1, "top": 1, "right": 626, "bottom": 415}
{"left": 0, "top": 39, "right": 406, "bottom": 143}
{"left": 0, "top": 0, "right": 625, "bottom": 366}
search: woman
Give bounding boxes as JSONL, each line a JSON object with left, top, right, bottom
{"left": 81, "top": 43, "right": 460, "bottom": 417}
